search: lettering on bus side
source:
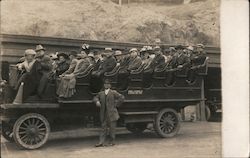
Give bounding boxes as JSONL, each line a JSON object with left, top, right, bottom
{"left": 128, "top": 90, "right": 143, "bottom": 95}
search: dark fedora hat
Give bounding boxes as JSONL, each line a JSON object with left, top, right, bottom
{"left": 57, "top": 52, "right": 69, "bottom": 59}
{"left": 35, "top": 44, "right": 46, "bottom": 52}
{"left": 175, "top": 45, "right": 184, "bottom": 50}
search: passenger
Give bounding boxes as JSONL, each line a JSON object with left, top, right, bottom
{"left": 55, "top": 52, "right": 70, "bottom": 76}
{"left": 15, "top": 49, "right": 37, "bottom": 90}
{"left": 187, "top": 44, "right": 207, "bottom": 83}
{"left": 49, "top": 52, "right": 59, "bottom": 72}
{"left": 143, "top": 46, "right": 165, "bottom": 87}
{"left": 117, "top": 50, "right": 130, "bottom": 70}
{"left": 186, "top": 46, "right": 194, "bottom": 58}
{"left": 144, "top": 46, "right": 165, "bottom": 72}
{"left": 127, "top": 48, "right": 142, "bottom": 71}
{"left": 92, "top": 48, "right": 116, "bottom": 77}
{"left": 91, "top": 48, "right": 116, "bottom": 92}
{"left": 141, "top": 46, "right": 153, "bottom": 69}
{"left": 114, "top": 50, "right": 123, "bottom": 65}
{"left": 88, "top": 52, "right": 96, "bottom": 65}
{"left": 57, "top": 52, "right": 91, "bottom": 98}
{"left": 15, "top": 49, "right": 43, "bottom": 101}
{"left": 175, "top": 45, "right": 190, "bottom": 69}
{"left": 166, "top": 47, "right": 178, "bottom": 69}
{"left": 35, "top": 45, "right": 53, "bottom": 97}
{"left": 92, "top": 50, "right": 103, "bottom": 72}
{"left": 90, "top": 50, "right": 103, "bottom": 93}
{"left": 116, "top": 48, "right": 142, "bottom": 90}
{"left": 60, "top": 50, "right": 78, "bottom": 76}
{"left": 163, "top": 48, "right": 173, "bottom": 67}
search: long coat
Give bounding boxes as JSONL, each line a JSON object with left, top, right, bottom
{"left": 148, "top": 54, "right": 165, "bottom": 71}
{"left": 93, "top": 90, "right": 124, "bottom": 122}
{"left": 98, "top": 56, "right": 116, "bottom": 74}
{"left": 127, "top": 56, "right": 142, "bottom": 71}
{"left": 21, "top": 60, "right": 43, "bottom": 101}
{"left": 56, "top": 61, "right": 70, "bottom": 76}
{"left": 191, "top": 53, "right": 206, "bottom": 66}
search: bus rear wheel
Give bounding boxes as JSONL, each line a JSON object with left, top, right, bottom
{"left": 154, "top": 108, "right": 180, "bottom": 138}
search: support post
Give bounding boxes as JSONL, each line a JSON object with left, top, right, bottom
{"left": 119, "top": 0, "right": 122, "bottom": 6}
{"left": 200, "top": 78, "right": 207, "bottom": 121}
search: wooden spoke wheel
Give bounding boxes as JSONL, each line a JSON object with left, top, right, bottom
{"left": 13, "top": 113, "right": 50, "bottom": 149}
{"left": 2, "top": 121, "right": 14, "bottom": 142}
{"left": 154, "top": 108, "right": 180, "bottom": 138}
{"left": 126, "top": 123, "right": 148, "bottom": 134}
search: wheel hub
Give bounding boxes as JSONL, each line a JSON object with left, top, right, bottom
{"left": 27, "top": 126, "right": 38, "bottom": 136}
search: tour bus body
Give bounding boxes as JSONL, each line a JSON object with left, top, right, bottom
{"left": 0, "top": 57, "right": 208, "bottom": 149}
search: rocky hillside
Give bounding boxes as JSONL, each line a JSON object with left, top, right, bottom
{"left": 1, "top": 0, "right": 220, "bottom": 46}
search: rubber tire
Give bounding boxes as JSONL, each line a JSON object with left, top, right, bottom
{"left": 126, "top": 123, "right": 147, "bottom": 134}
{"left": 205, "top": 105, "right": 211, "bottom": 121}
{"left": 2, "top": 121, "right": 14, "bottom": 142}
{"left": 13, "top": 113, "right": 50, "bottom": 149}
{"left": 154, "top": 108, "right": 180, "bottom": 138}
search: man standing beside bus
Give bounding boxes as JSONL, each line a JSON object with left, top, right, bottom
{"left": 93, "top": 79, "right": 124, "bottom": 147}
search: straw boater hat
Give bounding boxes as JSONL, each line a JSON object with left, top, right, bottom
{"left": 187, "top": 46, "right": 194, "bottom": 51}
{"left": 104, "top": 47, "right": 112, "bottom": 52}
{"left": 175, "top": 45, "right": 184, "bottom": 50}
{"left": 129, "top": 48, "right": 138, "bottom": 53}
{"left": 25, "top": 49, "right": 36, "bottom": 56}
{"left": 153, "top": 46, "right": 161, "bottom": 51}
{"left": 88, "top": 52, "right": 94, "bottom": 58}
{"left": 114, "top": 50, "right": 122, "bottom": 56}
{"left": 103, "top": 48, "right": 113, "bottom": 56}
{"left": 196, "top": 43, "right": 205, "bottom": 49}
{"left": 169, "top": 47, "right": 176, "bottom": 52}
{"left": 35, "top": 45, "right": 46, "bottom": 52}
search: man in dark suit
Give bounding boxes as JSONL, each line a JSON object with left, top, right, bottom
{"left": 92, "top": 48, "right": 116, "bottom": 77}
{"left": 173, "top": 45, "right": 191, "bottom": 69}
{"left": 146, "top": 46, "right": 165, "bottom": 72}
{"left": 35, "top": 45, "right": 53, "bottom": 97}
{"left": 91, "top": 48, "right": 116, "bottom": 92}
{"left": 187, "top": 44, "right": 207, "bottom": 83}
{"left": 93, "top": 79, "right": 125, "bottom": 147}
{"left": 143, "top": 46, "right": 165, "bottom": 87}
{"left": 117, "top": 48, "right": 142, "bottom": 90}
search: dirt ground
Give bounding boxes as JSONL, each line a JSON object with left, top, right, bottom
{"left": 1, "top": 122, "right": 221, "bottom": 158}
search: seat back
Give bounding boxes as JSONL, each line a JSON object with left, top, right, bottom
{"left": 153, "top": 63, "right": 169, "bottom": 79}
{"left": 104, "top": 64, "right": 121, "bottom": 77}
{"left": 104, "top": 64, "right": 121, "bottom": 88}
{"left": 76, "top": 64, "right": 94, "bottom": 84}
{"left": 175, "top": 66, "right": 190, "bottom": 77}
{"left": 197, "top": 57, "right": 209, "bottom": 75}
{"left": 9, "top": 65, "right": 18, "bottom": 87}
{"left": 130, "top": 63, "right": 146, "bottom": 81}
